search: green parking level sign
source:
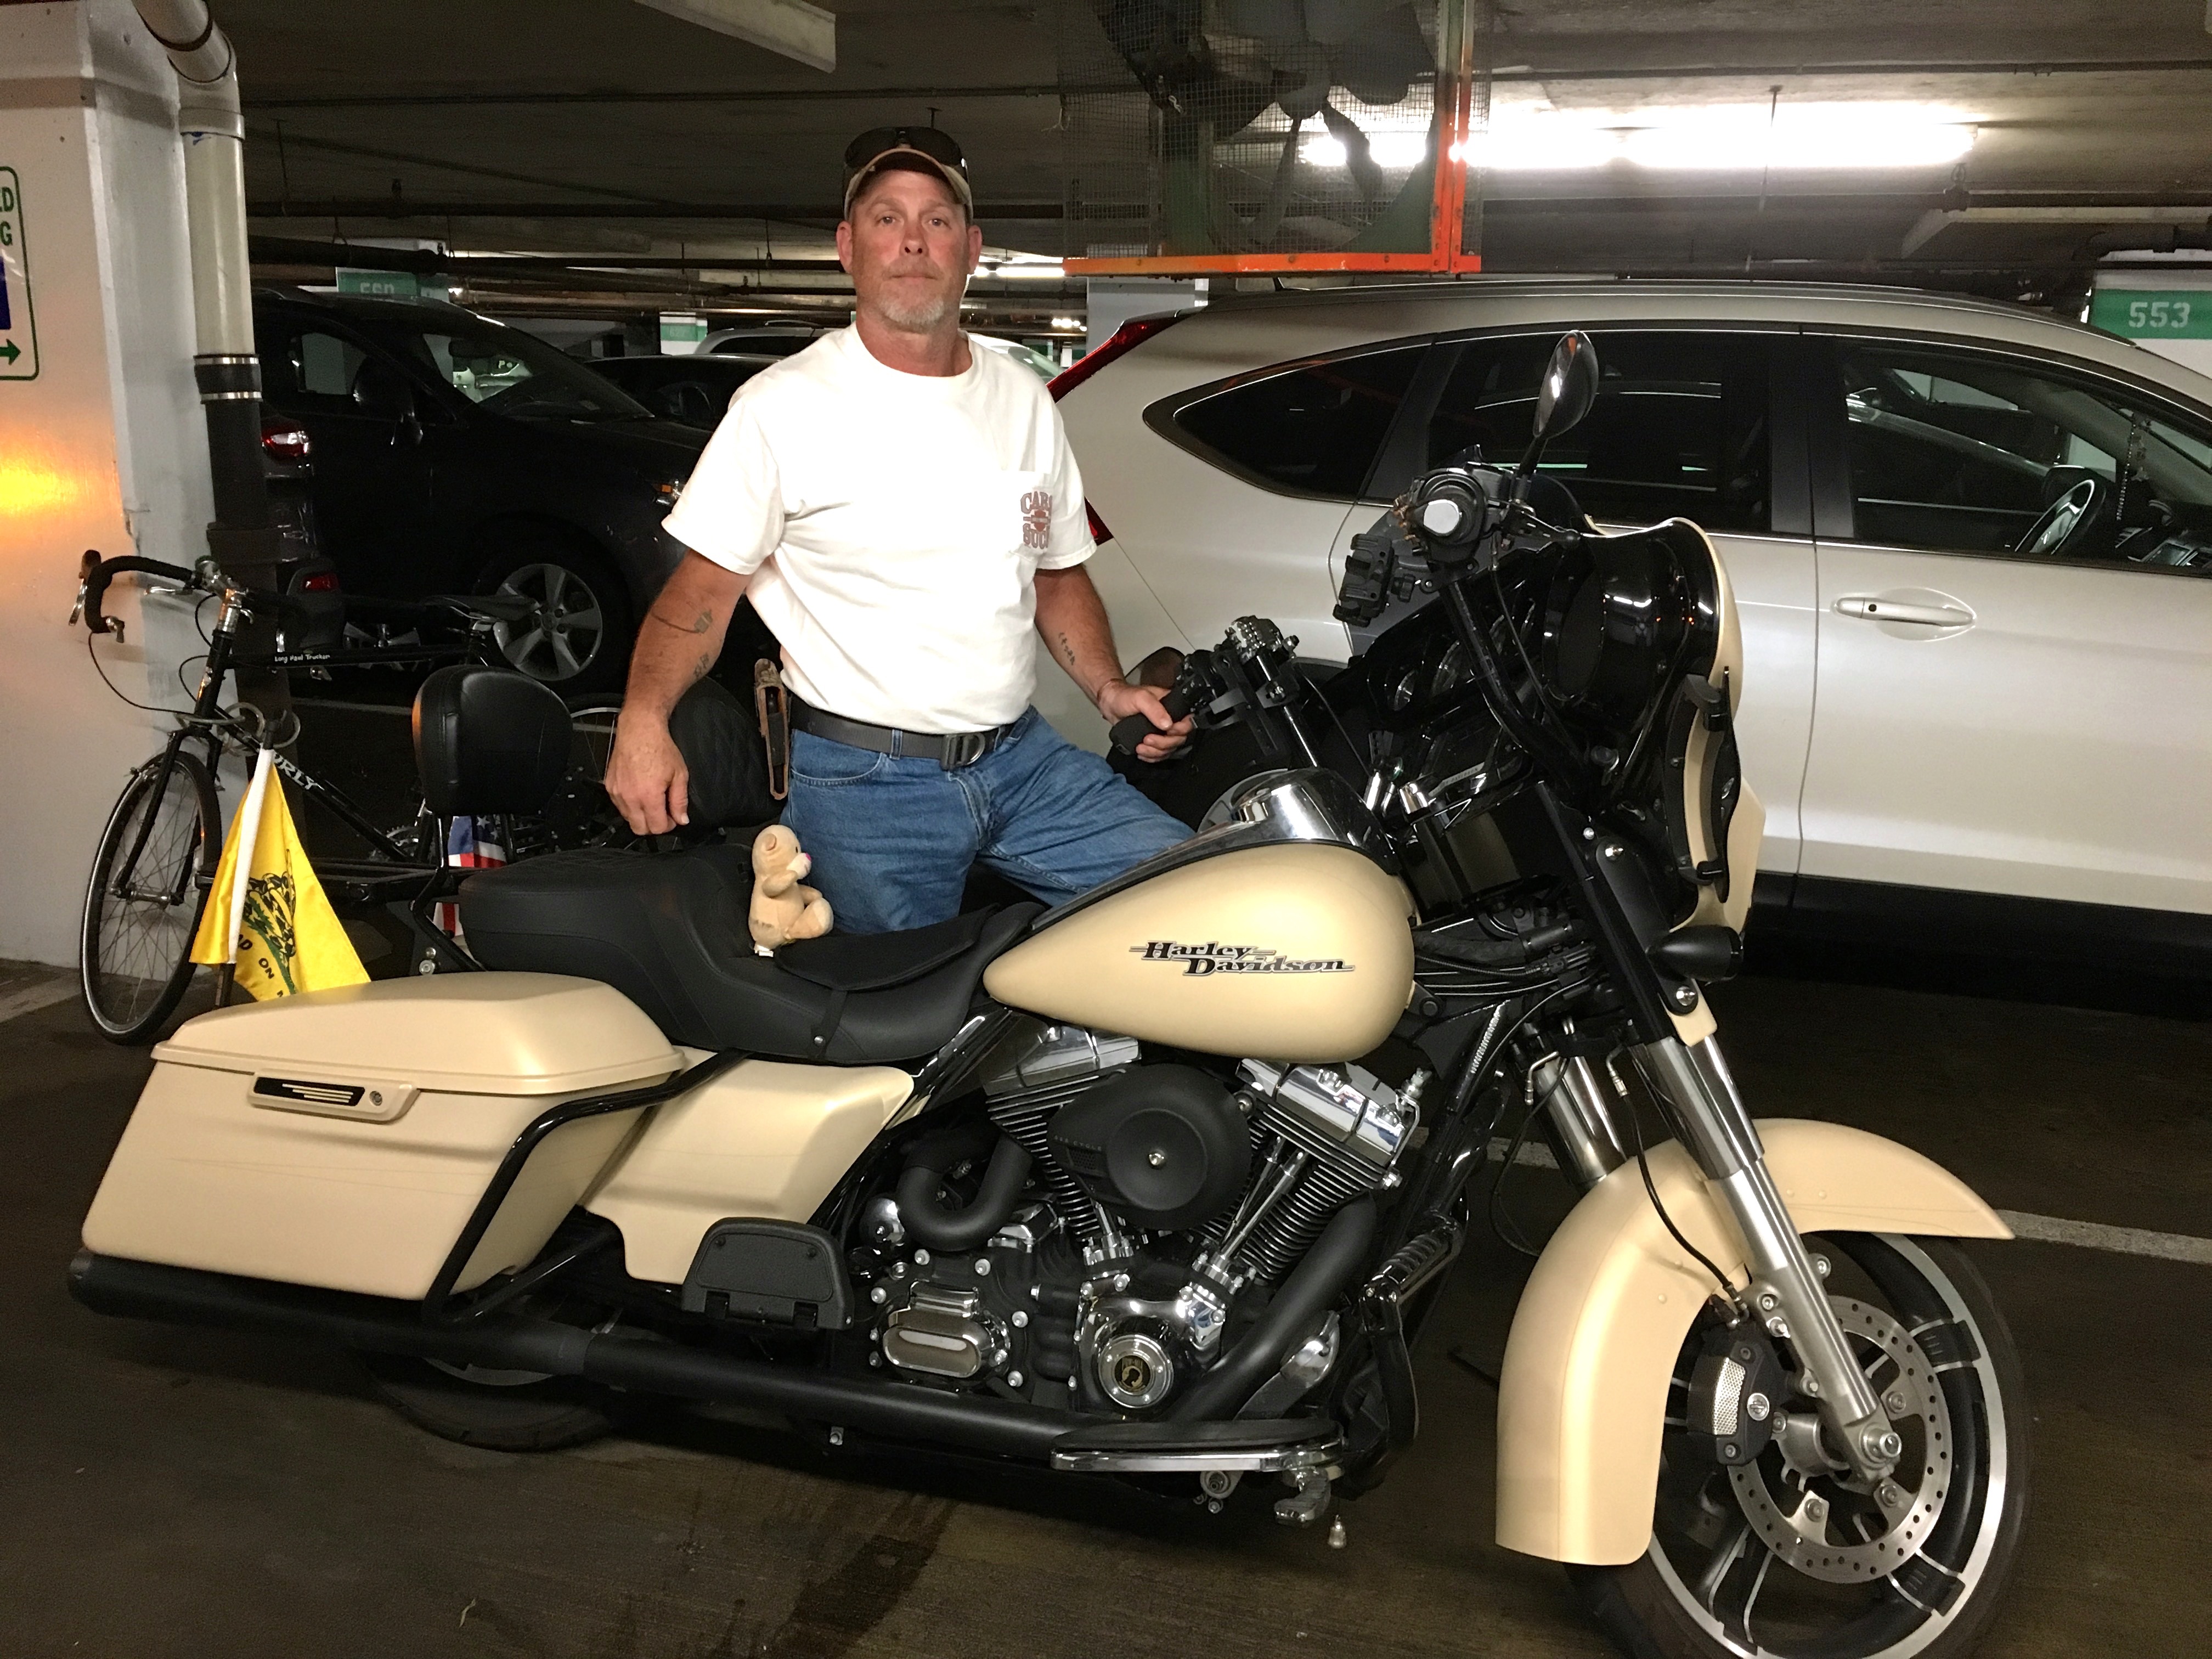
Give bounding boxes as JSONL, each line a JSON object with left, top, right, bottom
{"left": 2091, "top": 288, "right": 2212, "bottom": 341}
{"left": 0, "top": 166, "right": 37, "bottom": 380}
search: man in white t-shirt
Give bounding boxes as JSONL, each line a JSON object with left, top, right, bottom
{"left": 604, "top": 125, "right": 1192, "bottom": 933}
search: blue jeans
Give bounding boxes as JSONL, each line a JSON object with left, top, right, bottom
{"left": 781, "top": 707, "right": 1189, "bottom": 933}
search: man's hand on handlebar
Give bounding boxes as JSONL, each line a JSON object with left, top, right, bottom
{"left": 605, "top": 708, "right": 692, "bottom": 835}
{"left": 1098, "top": 678, "right": 1193, "bottom": 763}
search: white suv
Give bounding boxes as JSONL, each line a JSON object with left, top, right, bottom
{"left": 1046, "top": 280, "right": 2212, "bottom": 969}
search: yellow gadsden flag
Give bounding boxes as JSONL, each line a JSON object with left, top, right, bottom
{"left": 189, "top": 748, "right": 367, "bottom": 1001}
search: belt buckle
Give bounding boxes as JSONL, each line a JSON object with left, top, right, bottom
{"left": 939, "top": 729, "right": 990, "bottom": 771}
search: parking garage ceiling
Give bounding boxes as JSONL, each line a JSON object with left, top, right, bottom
{"left": 227, "top": 1, "right": 2212, "bottom": 321}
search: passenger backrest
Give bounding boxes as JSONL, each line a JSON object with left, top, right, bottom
{"left": 413, "top": 664, "right": 573, "bottom": 817}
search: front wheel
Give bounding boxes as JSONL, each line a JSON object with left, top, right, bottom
{"left": 1570, "top": 1233, "right": 2029, "bottom": 1659}
{"left": 80, "top": 753, "right": 217, "bottom": 1045}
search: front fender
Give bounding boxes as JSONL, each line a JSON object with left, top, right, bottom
{"left": 1494, "top": 1119, "right": 2009, "bottom": 1566}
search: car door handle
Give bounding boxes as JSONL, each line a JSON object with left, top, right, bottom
{"left": 1835, "top": 596, "right": 1974, "bottom": 628}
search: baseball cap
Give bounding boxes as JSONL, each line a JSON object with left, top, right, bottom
{"left": 842, "top": 125, "right": 974, "bottom": 216}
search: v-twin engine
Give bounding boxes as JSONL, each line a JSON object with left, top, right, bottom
{"left": 977, "top": 1026, "right": 1414, "bottom": 1289}
{"left": 1200, "top": 1057, "right": 1414, "bottom": 1290}
{"left": 865, "top": 1023, "right": 1415, "bottom": 1413}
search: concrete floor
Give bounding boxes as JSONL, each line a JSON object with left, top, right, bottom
{"left": 2, "top": 967, "right": 2207, "bottom": 1659}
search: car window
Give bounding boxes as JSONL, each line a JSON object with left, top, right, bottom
{"left": 603, "top": 359, "right": 760, "bottom": 426}
{"left": 1837, "top": 341, "right": 2212, "bottom": 574}
{"left": 1423, "top": 331, "right": 1772, "bottom": 533}
{"left": 395, "top": 323, "right": 652, "bottom": 421}
{"left": 1169, "top": 345, "right": 1426, "bottom": 499}
{"left": 714, "top": 335, "right": 813, "bottom": 357}
{"left": 264, "top": 327, "right": 378, "bottom": 414}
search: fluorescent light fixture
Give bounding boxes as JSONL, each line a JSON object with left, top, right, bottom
{"left": 1368, "top": 132, "right": 1429, "bottom": 168}
{"left": 1621, "top": 103, "right": 1977, "bottom": 170}
{"left": 1455, "top": 114, "right": 1621, "bottom": 172}
{"left": 980, "top": 261, "right": 1066, "bottom": 280}
{"left": 1051, "top": 316, "right": 1081, "bottom": 330}
{"left": 1300, "top": 131, "right": 1430, "bottom": 171}
{"left": 1442, "top": 100, "right": 1978, "bottom": 172}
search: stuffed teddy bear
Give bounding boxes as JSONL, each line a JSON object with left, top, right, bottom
{"left": 748, "top": 824, "right": 833, "bottom": 955}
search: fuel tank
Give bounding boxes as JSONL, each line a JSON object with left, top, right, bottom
{"left": 982, "top": 842, "right": 1413, "bottom": 1062}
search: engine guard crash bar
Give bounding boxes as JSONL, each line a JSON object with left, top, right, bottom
{"left": 1341, "top": 1220, "right": 1464, "bottom": 1491}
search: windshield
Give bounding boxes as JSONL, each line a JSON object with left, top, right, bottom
{"left": 396, "top": 321, "right": 653, "bottom": 422}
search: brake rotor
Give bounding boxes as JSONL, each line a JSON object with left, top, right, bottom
{"left": 1727, "top": 1296, "right": 1954, "bottom": 1584}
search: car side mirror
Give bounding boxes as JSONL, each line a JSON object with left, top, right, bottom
{"left": 1530, "top": 331, "right": 1600, "bottom": 447}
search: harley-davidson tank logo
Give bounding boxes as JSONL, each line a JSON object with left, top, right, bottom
{"left": 1132, "top": 941, "right": 1352, "bottom": 977}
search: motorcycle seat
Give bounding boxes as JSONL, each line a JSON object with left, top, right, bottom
{"left": 457, "top": 843, "right": 1041, "bottom": 1064}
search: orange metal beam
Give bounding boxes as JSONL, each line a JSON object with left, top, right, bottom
{"left": 1062, "top": 2, "right": 1483, "bottom": 280}
{"left": 1064, "top": 251, "right": 1454, "bottom": 275}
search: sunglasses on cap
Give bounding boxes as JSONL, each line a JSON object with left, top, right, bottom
{"left": 842, "top": 126, "right": 973, "bottom": 212}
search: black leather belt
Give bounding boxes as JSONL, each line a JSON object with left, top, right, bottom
{"left": 788, "top": 699, "right": 1019, "bottom": 771}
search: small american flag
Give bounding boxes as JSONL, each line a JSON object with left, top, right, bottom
{"left": 435, "top": 816, "right": 507, "bottom": 939}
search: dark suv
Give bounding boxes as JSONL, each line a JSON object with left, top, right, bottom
{"left": 255, "top": 291, "right": 709, "bottom": 690}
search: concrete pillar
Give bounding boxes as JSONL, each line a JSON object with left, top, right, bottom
{"left": 1, "top": 0, "right": 211, "bottom": 966}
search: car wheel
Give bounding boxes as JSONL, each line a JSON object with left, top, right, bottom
{"left": 476, "top": 539, "right": 633, "bottom": 692}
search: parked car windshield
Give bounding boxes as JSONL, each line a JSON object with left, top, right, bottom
{"left": 395, "top": 323, "right": 654, "bottom": 422}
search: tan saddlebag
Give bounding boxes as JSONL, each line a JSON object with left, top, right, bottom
{"left": 82, "top": 974, "right": 682, "bottom": 1301}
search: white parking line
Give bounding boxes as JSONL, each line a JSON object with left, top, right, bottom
{"left": 0, "top": 978, "right": 76, "bottom": 1026}
{"left": 1487, "top": 1138, "right": 2212, "bottom": 1265}
{"left": 1993, "top": 1210, "right": 2212, "bottom": 1266}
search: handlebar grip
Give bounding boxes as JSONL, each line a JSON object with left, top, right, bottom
{"left": 1109, "top": 683, "right": 1194, "bottom": 755}
{"left": 74, "top": 552, "right": 195, "bottom": 636}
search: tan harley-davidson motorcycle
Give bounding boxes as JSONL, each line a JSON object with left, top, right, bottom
{"left": 72, "top": 336, "right": 2026, "bottom": 1659}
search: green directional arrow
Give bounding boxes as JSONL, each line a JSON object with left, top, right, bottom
{"left": 0, "top": 341, "right": 18, "bottom": 364}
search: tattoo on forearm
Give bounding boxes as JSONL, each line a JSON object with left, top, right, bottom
{"left": 1055, "top": 629, "right": 1078, "bottom": 670}
{"left": 691, "top": 650, "right": 712, "bottom": 683}
{"left": 648, "top": 606, "right": 716, "bottom": 635}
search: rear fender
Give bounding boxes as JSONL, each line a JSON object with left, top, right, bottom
{"left": 1494, "top": 1118, "right": 2009, "bottom": 1566}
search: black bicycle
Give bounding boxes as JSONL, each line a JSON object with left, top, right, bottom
{"left": 70, "top": 551, "right": 623, "bottom": 1044}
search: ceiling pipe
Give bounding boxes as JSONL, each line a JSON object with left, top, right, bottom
{"left": 2078, "top": 224, "right": 2212, "bottom": 258}
{"left": 136, "top": 1, "right": 280, "bottom": 576}
{"left": 241, "top": 55, "right": 2212, "bottom": 110}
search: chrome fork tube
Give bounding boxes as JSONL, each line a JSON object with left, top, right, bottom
{"left": 1533, "top": 1054, "right": 1633, "bottom": 1190}
{"left": 1637, "top": 1036, "right": 1899, "bottom": 1481}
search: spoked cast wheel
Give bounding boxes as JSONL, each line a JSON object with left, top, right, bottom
{"left": 1571, "top": 1234, "right": 2028, "bottom": 1659}
{"left": 80, "top": 754, "right": 217, "bottom": 1045}
{"left": 479, "top": 543, "right": 632, "bottom": 693}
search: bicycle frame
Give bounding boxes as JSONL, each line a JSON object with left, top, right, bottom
{"left": 108, "top": 579, "right": 493, "bottom": 911}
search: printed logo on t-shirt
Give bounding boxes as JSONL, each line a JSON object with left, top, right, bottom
{"left": 1020, "top": 488, "right": 1052, "bottom": 551}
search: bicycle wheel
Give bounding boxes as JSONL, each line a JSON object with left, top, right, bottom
{"left": 81, "top": 753, "right": 218, "bottom": 1045}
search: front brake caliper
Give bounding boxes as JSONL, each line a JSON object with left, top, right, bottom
{"left": 1683, "top": 1320, "right": 1788, "bottom": 1468}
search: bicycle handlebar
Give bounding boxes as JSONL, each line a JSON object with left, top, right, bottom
{"left": 71, "top": 549, "right": 305, "bottom": 639}
{"left": 71, "top": 551, "right": 199, "bottom": 636}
